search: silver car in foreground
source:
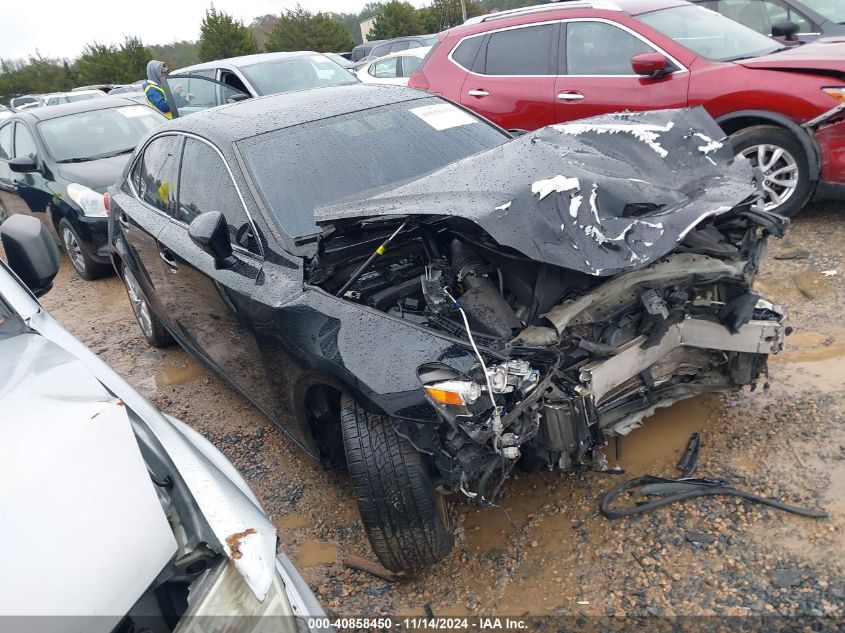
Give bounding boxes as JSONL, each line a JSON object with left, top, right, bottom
{"left": 0, "top": 215, "right": 327, "bottom": 633}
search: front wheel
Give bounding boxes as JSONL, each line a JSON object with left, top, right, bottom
{"left": 59, "top": 218, "right": 110, "bottom": 280}
{"left": 340, "top": 395, "right": 453, "bottom": 572}
{"left": 730, "top": 125, "right": 812, "bottom": 217}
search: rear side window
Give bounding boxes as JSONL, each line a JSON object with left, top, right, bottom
{"left": 566, "top": 22, "right": 655, "bottom": 75}
{"left": 0, "top": 124, "right": 13, "bottom": 160}
{"left": 452, "top": 36, "right": 484, "bottom": 72}
{"left": 136, "top": 135, "right": 180, "bottom": 216}
{"left": 391, "top": 41, "right": 410, "bottom": 52}
{"left": 372, "top": 44, "right": 392, "bottom": 58}
{"left": 484, "top": 24, "right": 557, "bottom": 75}
{"left": 178, "top": 138, "right": 259, "bottom": 254}
{"left": 371, "top": 58, "right": 399, "bottom": 78}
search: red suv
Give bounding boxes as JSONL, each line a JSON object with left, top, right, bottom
{"left": 409, "top": 0, "right": 845, "bottom": 217}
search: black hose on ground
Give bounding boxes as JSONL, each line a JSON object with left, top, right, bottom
{"left": 600, "top": 474, "right": 828, "bottom": 520}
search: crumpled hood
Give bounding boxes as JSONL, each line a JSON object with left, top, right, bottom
{"left": 316, "top": 107, "right": 758, "bottom": 277}
{"left": 736, "top": 39, "right": 845, "bottom": 73}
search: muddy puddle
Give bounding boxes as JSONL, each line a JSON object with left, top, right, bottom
{"left": 296, "top": 539, "right": 337, "bottom": 567}
{"left": 275, "top": 513, "right": 310, "bottom": 530}
{"left": 771, "top": 328, "right": 845, "bottom": 393}
{"left": 154, "top": 360, "right": 206, "bottom": 387}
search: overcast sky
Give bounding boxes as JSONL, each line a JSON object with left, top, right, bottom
{"left": 0, "top": 0, "right": 428, "bottom": 60}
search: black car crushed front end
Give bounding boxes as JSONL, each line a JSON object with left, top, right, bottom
{"left": 309, "top": 108, "right": 788, "bottom": 506}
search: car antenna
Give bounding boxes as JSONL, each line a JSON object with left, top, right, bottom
{"left": 335, "top": 218, "right": 410, "bottom": 298}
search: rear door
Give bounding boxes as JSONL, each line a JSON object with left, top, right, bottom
{"left": 155, "top": 136, "right": 272, "bottom": 406}
{"left": 118, "top": 134, "right": 182, "bottom": 322}
{"left": 554, "top": 19, "right": 690, "bottom": 122}
{"left": 459, "top": 22, "right": 560, "bottom": 130}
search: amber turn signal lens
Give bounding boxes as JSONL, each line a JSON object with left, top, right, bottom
{"left": 423, "top": 386, "right": 465, "bottom": 406}
{"left": 823, "top": 88, "right": 845, "bottom": 104}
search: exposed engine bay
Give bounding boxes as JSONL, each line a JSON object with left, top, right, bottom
{"left": 308, "top": 108, "right": 788, "bottom": 505}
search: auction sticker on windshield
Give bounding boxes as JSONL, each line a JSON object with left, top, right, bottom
{"left": 410, "top": 103, "right": 477, "bottom": 131}
{"left": 117, "top": 105, "right": 153, "bottom": 118}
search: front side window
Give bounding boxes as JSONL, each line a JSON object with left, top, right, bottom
{"left": 136, "top": 135, "right": 180, "bottom": 216}
{"left": 371, "top": 58, "right": 399, "bottom": 78}
{"left": 400, "top": 56, "right": 423, "bottom": 77}
{"left": 166, "top": 76, "right": 245, "bottom": 112}
{"left": 797, "top": 0, "right": 845, "bottom": 24}
{"left": 239, "top": 55, "right": 357, "bottom": 96}
{"left": 484, "top": 24, "right": 557, "bottom": 75}
{"left": 14, "top": 124, "right": 37, "bottom": 160}
{"left": 178, "top": 138, "right": 258, "bottom": 253}
{"left": 0, "top": 124, "right": 13, "bottom": 160}
{"left": 566, "top": 22, "right": 655, "bottom": 75}
{"left": 237, "top": 97, "right": 508, "bottom": 238}
{"left": 38, "top": 105, "right": 164, "bottom": 163}
{"left": 639, "top": 5, "right": 782, "bottom": 62}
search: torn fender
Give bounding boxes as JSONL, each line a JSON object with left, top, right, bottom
{"left": 316, "top": 107, "right": 759, "bottom": 277}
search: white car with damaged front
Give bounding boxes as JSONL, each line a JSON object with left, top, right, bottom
{"left": 0, "top": 214, "right": 328, "bottom": 633}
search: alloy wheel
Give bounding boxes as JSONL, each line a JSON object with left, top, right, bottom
{"left": 62, "top": 226, "right": 87, "bottom": 273}
{"left": 740, "top": 143, "right": 799, "bottom": 212}
{"left": 123, "top": 268, "right": 154, "bottom": 339}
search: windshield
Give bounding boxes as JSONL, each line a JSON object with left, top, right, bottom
{"left": 239, "top": 54, "right": 357, "bottom": 96}
{"left": 798, "top": 0, "right": 845, "bottom": 23}
{"left": 39, "top": 105, "right": 164, "bottom": 163}
{"left": 237, "top": 98, "right": 508, "bottom": 238}
{"left": 640, "top": 5, "right": 782, "bottom": 62}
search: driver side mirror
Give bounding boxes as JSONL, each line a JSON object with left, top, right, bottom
{"left": 226, "top": 93, "right": 250, "bottom": 104}
{"left": 631, "top": 52, "right": 674, "bottom": 78}
{"left": 771, "top": 21, "right": 800, "bottom": 42}
{"left": 9, "top": 156, "right": 38, "bottom": 173}
{"left": 188, "top": 211, "right": 234, "bottom": 269}
{"left": 0, "top": 214, "right": 60, "bottom": 297}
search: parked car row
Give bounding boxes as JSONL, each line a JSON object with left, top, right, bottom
{"left": 408, "top": 0, "right": 845, "bottom": 217}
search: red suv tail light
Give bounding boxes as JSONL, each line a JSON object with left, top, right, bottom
{"left": 408, "top": 71, "right": 430, "bottom": 91}
{"left": 103, "top": 192, "right": 110, "bottom": 214}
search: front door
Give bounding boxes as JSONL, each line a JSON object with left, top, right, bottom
{"left": 459, "top": 22, "right": 561, "bottom": 130}
{"left": 554, "top": 20, "right": 690, "bottom": 122}
{"left": 155, "top": 136, "right": 274, "bottom": 410}
{"left": 118, "top": 134, "right": 183, "bottom": 322}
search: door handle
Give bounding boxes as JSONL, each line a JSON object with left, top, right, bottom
{"left": 118, "top": 212, "right": 130, "bottom": 229}
{"left": 557, "top": 91, "right": 585, "bottom": 101}
{"left": 467, "top": 89, "right": 489, "bottom": 97}
{"left": 159, "top": 246, "right": 179, "bottom": 272}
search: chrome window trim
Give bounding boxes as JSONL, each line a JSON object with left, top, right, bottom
{"left": 448, "top": 17, "right": 688, "bottom": 78}
{"left": 126, "top": 131, "right": 264, "bottom": 259}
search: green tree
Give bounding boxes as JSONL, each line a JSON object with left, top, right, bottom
{"left": 423, "top": 0, "right": 483, "bottom": 30}
{"left": 369, "top": 1, "right": 423, "bottom": 40}
{"left": 0, "top": 54, "right": 76, "bottom": 102}
{"left": 265, "top": 6, "right": 355, "bottom": 53}
{"left": 75, "top": 37, "right": 152, "bottom": 84}
{"left": 149, "top": 40, "right": 201, "bottom": 71}
{"left": 198, "top": 4, "right": 258, "bottom": 62}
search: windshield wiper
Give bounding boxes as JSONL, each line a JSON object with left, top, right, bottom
{"left": 57, "top": 156, "right": 96, "bottom": 164}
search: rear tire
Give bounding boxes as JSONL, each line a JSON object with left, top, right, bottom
{"left": 340, "top": 395, "right": 453, "bottom": 572}
{"left": 120, "top": 262, "right": 173, "bottom": 348}
{"left": 59, "top": 218, "right": 110, "bottom": 280}
{"left": 729, "top": 125, "right": 812, "bottom": 217}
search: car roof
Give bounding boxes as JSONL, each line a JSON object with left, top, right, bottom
{"left": 11, "top": 97, "right": 148, "bottom": 122}
{"left": 367, "top": 46, "right": 432, "bottom": 63}
{"left": 167, "top": 84, "right": 432, "bottom": 145}
{"left": 173, "top": 51, "right": 325, "bottom": 74}
{"left": 458, "top": 0, "right": 685, "bottom": 30}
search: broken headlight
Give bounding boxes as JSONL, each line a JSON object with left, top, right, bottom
{"left": 424, "top": 380, "right": 482, "bottom": 406}
{"left": 175, "top": 559, "right": 300, "bottom": 633}
{"left": 422, "top": 361, "right": 539, "bottom": 412}
{"left": 486, "top": 360, "right": 540, "bottom": 395}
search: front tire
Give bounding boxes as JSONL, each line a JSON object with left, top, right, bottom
{"left": 121, "top": 263, "right": 173, "bottom": 348}
{"left": 59, "top": 218, "right": 110, "bottom": 280}
{"left": 340, "top": 395, "right": 453, "bottom": 572}
{"left": 730, "top": 125, "right": 812, "bottom": 217}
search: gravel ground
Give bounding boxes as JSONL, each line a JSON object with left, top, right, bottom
{"left": 33, "top": 201, "right": 845, "bottom": 623}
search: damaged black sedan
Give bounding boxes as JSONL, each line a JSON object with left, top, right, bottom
{"left": 108, "top": 85, "right": 787, "bottom": 573}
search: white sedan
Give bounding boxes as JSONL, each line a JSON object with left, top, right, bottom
{"left": 355, "top": 46, "right": 431, "bottom": 86}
